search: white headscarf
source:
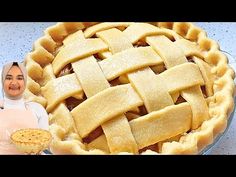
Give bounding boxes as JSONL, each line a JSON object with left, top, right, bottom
{"left": 1, "top": 61, "right": 27, "bottom": 100}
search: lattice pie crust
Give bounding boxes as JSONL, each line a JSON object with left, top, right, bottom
{"left": 24, "top": 22, "right": 235, "bottom": 154}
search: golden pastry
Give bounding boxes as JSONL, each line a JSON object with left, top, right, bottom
{"left": 24, "top": 22, "right": 235, "bottom": 154}
{"left": 11, "top": 128, "right": 52, "bottom": 154}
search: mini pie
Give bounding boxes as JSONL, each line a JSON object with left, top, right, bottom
{"left": 24, "top": 22, "right": 235, "bottom": 154}
{"left": 11, "top": 128, "right": 52, "bottom": 154}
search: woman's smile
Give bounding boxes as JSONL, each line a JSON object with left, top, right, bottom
{"left": 9, "top": 85, "right": 21, "bottom": 90}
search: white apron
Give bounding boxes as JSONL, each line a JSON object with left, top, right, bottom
{"left": 0, "top": 101, "right": 38, "bottom": 154}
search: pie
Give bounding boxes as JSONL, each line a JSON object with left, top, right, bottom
{"left": 10, "top": 128, "right": 52, "bottom": 154}
{"left": 24, "top": 22, "right": 235, "bottom": 154}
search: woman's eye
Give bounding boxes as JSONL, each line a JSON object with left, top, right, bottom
{"left": 17, "top": 77, "right": 23, "bottom": 80}
{"left": 6, "top": 77, "right": 12, "bottom": 80}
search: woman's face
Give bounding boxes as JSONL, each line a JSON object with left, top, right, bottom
{"left": 3, "top": 66, "right": 25, "bottom": 97}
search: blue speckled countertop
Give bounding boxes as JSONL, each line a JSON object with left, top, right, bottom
{"left": 0, "top": 22, "right": 235, "bottom": 154}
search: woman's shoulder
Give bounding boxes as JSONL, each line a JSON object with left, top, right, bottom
{"left": 26, "top": 101, "right": 47, "bottom": 112}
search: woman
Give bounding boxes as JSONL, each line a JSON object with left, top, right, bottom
{"left": 0, "top": 61, "right": 49, "bottom": 154}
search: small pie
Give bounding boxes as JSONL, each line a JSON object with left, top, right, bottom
{"left": 11, "top": 128, "right": 52, "bottom": 154}
{"left": 24, "top": 22, "right": 235, "bottom": 154}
